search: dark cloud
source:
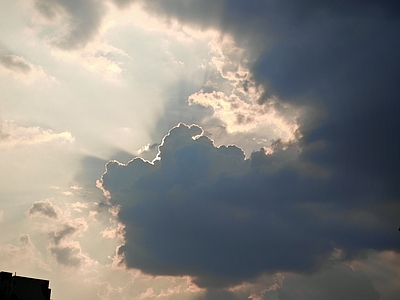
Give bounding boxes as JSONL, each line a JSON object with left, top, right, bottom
{"left": 139, "top": 0, "right": 400, "bottom": 189}
{"left": 34, "top": 0, "right": 105, "bottom": 49}
{"left": 99, "top": 124, "right": 400, "bottom": 289}
{"left": 50, "top": 245, "right": 83, "bottom": 266}
{"left": 47, "top": 219, "right": 89, "bottom": 267}
{"left": 49, "top": 224, "right": 79, "bottom": 245}
{"left": 58, "top": 0, "right": 400, "bottom": 295}
{"left": 48, "top": 219, "right": 87, "bottom": 244}
{"left": 19, "top": 234, "right": 33, "bottom": 247}
{"left": 277, "top": 263, "right": 380, "bottom": 300}
{"left": 28, "top": 200, "right": 59, "bottom": 219}
{"left": 195, "top": 289, "right": 244, "bottom": 300}
{"left": 75, "top": 155, "right": 110, "bottom": 189}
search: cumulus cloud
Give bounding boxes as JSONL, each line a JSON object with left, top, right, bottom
{"left": 28, "top": 199, "right": 61, "bottom": 219}
{"left": 98, "top": 123, "right": 400, "bottom": 289}
{"left": 15, "top": 0, "right": 400, "bottom": 297}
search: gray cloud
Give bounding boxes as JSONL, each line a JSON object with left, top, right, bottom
{"left": 141, "top": 1, "right": 400, "bottom": 187}
{"left": 0, "top": 54, "right": 31, "bottom": 73}
{"left": 33, "top": 0, "right": 105, "bottom": 49}
{"left": 19, "top": 234, "right": 34, "bottom": 247}
{"left": 195, "top": 289, "right": 244, "bottom": 300}
{"left": 49, "top": 224, "right": 79, "bottom": 245}
{"left": 277, "top": 264, "right": 380, "bottom": 300}
{"left": 99, "top": 123, "right": 400, "bottom": 289}
{"left": 47, "top": 219, "right": 89, "bottom": 267}
{"left": 50, "top": 245, "right": 83, "bottom": 267}
{"left": 49, "top": 0, "right": 400, "bottom": 295}
{"left": 28, "top": 199, "right": 59, "bottom": 219}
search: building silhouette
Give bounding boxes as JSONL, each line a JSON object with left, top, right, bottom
{"left": 0, "top": 271, "right": 51, "bottom": 300}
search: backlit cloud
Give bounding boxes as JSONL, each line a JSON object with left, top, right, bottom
{"left": 99, "top": 123, "right": 400, "bottom": 289}
{"left": 1, "top": 0, "right": 400, "bottom": 299}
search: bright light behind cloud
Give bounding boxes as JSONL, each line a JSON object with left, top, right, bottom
{"left": 2, "top": 0, "right": 399, "bottom": 299}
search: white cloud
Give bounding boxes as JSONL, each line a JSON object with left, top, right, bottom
{"left": 184, "top": 35, "right": 301, "bottom": 151}
{"left": 49, "top": 41, "right": 127, "bottom": 82}
{"left": 189, "top": 90, "right": 297, "bottom": 140}
{"left": 70, "top": 201, "right": 89, "bottom": 213}
{"left": 0, "top": 120, "right": 74, "bottom": 149}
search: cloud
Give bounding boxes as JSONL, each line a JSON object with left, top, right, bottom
{"left": 138, "top": 0, "right": 400, "bottom": 166}
{"left": 188, "top": 90, "right": 296, "bottom": 139}
{"left": 349, "top": 251, "right": 400, "bottom": 299}
{"left": 185, "top": 36, "right": 299, "bottom": 142}
{"left": 0, "top": 50, "right": 53, "bottom": 84}
{"left": 32, "top": 0, "right": 105, "bottom": 49}
{"left": 28, "top": 199, "right": 61, "bottom": 219}
{"left": 0, "top": 120, "right": 74, "bottom": 149}
{"left": 48, "top": 218, "right": 88, "bottom": 245}
{"left": 11, "top": 0, "right": 400, "bottom": 297}
{"left": 0, "top": 53, "right": 31, "bottom": 73}
{"left": 47, "top": 218, "right": 93, "bottom": 268}
{"left": 50, "top": 242, "right": 92, "bottom": 267}
{"left": 277, "top": 263, "right": 380, "bottom": 300}
{"left": 48, "top": 40, "right": 127, "bottom": 81}
{"left": 0, "top": 234, "right": 44, "bottom": 268}
{"left": 98, "top": 123, "right": 400, "bottom": 289}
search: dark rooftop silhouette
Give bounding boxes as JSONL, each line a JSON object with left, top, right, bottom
{"left": 0, "top": 271, "right": 51, "bottom": 300}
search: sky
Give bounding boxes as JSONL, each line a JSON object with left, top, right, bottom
{"left": 0, "top": 0, "right": 400, "bottom": 299}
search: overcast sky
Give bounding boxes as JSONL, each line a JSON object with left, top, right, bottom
{"left": 1, "top": 1, "right": 400, "bottom": 299}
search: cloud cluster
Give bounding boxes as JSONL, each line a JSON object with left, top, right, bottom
{"left": 99, "top": 123, "right": 400, "bottom": 289}
{"left": 19, "top": 0, "right": 400, "bottom": 297}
